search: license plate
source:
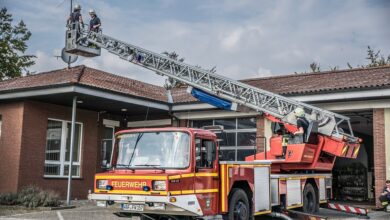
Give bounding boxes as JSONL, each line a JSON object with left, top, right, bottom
{"left": 122, "top": 203, "right": 144, "bottom": 211}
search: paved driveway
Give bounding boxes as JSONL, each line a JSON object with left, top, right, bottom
{"left": 1, "top": 205, "right": 389, "bottom": 220}
{"left": 0, "top": 205, "right": 122, "bottom": 220}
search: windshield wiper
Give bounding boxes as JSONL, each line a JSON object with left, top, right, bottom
{"left": 115, "top": 163, "right": 135, "bottom": 170}
{"left": 126, "top": 133, "right": 144, "bottom": 167}
{"left": 134, "top": 164, "right": 165, "bottom": 170}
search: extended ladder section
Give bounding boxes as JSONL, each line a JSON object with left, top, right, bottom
{"left": 66, "top": 25, "right": 356, "bottom": 141}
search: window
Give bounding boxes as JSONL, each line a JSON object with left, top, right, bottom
{"left": 101, "top": 126, "right": 114, "bottom": 168}
{"left": 44, "top": 119, "right": 83, "bottom": 177}
{"left": 195, "top": 139, "right": 216, "bottom": 168}
{"left": 116, "top": 131, "right": 190, "bottom": 169}
{"left": 191, "top": 117, "right": 256, "bottom": 161}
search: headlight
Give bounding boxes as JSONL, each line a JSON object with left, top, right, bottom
{"left": 152, "top": 180, "right": 166, "bottom": 191}
{"left": 97, "top": 180, "right": 108, "bottom": 189}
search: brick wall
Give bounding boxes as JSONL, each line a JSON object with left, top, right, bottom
{"left": 373, "top": 108, "right": 386, "bottom": 207}
{"left": 256, "top": 115, "right": 265, "bottom": 153}
{"left": 0, "top": 102, "right": 24, "bottom": 193}
{"left": 178, "top": 119, "right": 189, "bottom": 127}
{"left": 17, "top": 101, "right": 99, "bottom": 199}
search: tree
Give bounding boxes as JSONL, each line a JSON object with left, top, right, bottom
{"left": 366, "top": 46, "right": 390, "bottom": 67}
{"left": 328, "top": 66, "right": 339, "bottom": 71}
{"left": 161, "top": 51, "right": 216, "bottom": 89}
{"left": 161, "top": 51, "right": 186, "bottom": 89}
{"left": 304, "top": 46, "right": 390, "bottom": 73}
{"left": 309, "top": 62, "right": 320, "bottom": 72}
{"left": 0, "top": 7, "right": 35, "bottom": 80}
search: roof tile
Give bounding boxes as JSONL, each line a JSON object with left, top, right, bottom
{"left": 1, "top": 65, "right": 390, "bottom": 104}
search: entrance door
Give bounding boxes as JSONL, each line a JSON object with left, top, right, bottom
{"left": 194, "top": 138, "right": 219, "bottom": 215}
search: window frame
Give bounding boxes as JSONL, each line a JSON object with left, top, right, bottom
{"left": 44, "top": 118, "right": 83, "bottom": 178}
{"left": 191, "top": 117, "right": 257, "bottom": 161}
{"left": 101, "top": 125, "right": 115, "bottom": 168}
{"left": 195, "top": 138, "right": 216, "bottom": 169}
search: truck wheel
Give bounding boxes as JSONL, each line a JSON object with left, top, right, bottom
{"left": 226, "top": 188, "right": 250, "bottom": 220}
{"left": 303, "top": 183, "right": 318, "bottom": 213}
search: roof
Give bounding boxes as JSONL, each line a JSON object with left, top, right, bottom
{"left": 1, "top": 65, "right": 390, "bottom": 105}
{"left": 170, "top": 65, "right": 390, "bottom": 103}
{"left": 0, "top": 65, "right": 168, "bottom": 103}
{"left": 241, "top": 65, "right": 390, "bottom": 96}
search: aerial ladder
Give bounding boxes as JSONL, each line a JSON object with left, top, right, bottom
{"left": 65, "top": 23, "right": 360, "bottom": 172}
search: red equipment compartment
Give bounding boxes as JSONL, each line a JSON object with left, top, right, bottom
{"left": 284, "top": 144, "right": 316, "bottom": 163}
{"left": 270, "top": 136, "right": 283, "bottom": 157}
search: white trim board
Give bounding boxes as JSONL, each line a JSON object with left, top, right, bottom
{"left": 294, "top": 88, "right": 390, "bottom": 102}
{"left": 0, "top": 85, "right": 169, "bottom": 111}
{"left": 174, "top": 110, "right": 258, "bottom": 120}
{"left": 172, "top": 103, "right": 216, "bottom": 111}
{"left": 171, "top": 89, "right": 390, "bottom": 111}
{"left": 103, "top": 119, "right": 120, "bottom": 127}
{"left": 73, "top": 87, "right": 168, "bottom": 110}
{"left": 314, "top": 99, "right": 390, "bottom": 111}
{"left": 127, "top": 119, "right": 172, "bottom": 128}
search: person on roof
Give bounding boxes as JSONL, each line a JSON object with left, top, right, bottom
{"left": 67, "top": 4, "right": 84, "bottom": 28}
{"left": 89, "top": 9, "right": 101, "bottom": 32}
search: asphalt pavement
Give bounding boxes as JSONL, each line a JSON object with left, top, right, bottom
{"left": 1, "top": 203, "right": 389, "bottom": 220}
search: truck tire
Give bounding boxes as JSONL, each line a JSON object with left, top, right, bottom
{"left": 225, "top": 188, "right": 250, "bottom": 220}
{"left": 302, "top": 183, "right": 318, "bottom": 213}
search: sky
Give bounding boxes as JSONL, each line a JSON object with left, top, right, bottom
{"left": 1, "top": 0, "right": 390, "bottom": 86}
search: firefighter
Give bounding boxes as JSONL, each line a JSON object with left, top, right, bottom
{"left": 67, "top": 4, "right": 84, "bottom": 28}
{"left": 379, "top": 180, "right": 390, "bottom": 211}
{"left": 289, "top": 107, "right": 309, "bottom": 144}
{"left": 89, "top": 9, "right": 101, "bottom": 32}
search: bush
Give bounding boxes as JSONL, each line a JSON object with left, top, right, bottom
{"left": 41, "top": 190, "right": 61, "bottom": 207}
{"left": 16, "top": 185, "right": 61, "bottom": 208}
{"left": 0, "top": 192, "right": 18, "bottom": 205}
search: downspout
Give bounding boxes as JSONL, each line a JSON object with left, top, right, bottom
{"left": 166, "top": 89, "right": 179, "bottom": 126}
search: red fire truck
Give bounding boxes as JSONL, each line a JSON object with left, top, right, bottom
{"left": 92, "top": 127, "right": 274, "bottom": 219}
{"left": 65, "top": 22, "right": 360, "bottom": 219}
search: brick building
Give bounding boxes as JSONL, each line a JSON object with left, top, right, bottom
{"left": 0, "top": 65, "right": 389, "bottom": 207}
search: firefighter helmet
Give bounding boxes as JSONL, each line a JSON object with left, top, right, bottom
{"left": 73, "top": 4, "right": 81, "bottom": 11}
{"left": 89, "top": 9, "right": 96, "bottom": 15}
{"left": 294, "top": 107, "right": 305, "bottom": 117}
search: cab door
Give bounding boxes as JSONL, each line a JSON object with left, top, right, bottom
{"left": 194, "top": 138, "right": 219, "bottom": 215}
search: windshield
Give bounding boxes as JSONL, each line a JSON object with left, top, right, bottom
{"left": 116, "top": 131, "right": 190, "bottom": 169}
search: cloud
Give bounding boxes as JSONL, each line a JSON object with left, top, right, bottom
{"left": 220, "top": 28, "right": 243, "bottom": 51}
{"left": 31, "top": 50, "right": 67, "bottom": 73}
{"left": 257, "top": 67, "right": 272, "bottom": 78}
{"left": 78, "top": 51, "right": 166, "bottom": 86}
{"left": 4, "top": 0, "right": 390, "bottom": 85}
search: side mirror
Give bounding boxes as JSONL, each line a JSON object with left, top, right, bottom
{"left": 101, "top": 160, "right": 111, "bottom": 169}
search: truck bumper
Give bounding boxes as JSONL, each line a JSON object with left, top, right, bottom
{"left": 89, "top": 193, "right": 203, "bottom": 216}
